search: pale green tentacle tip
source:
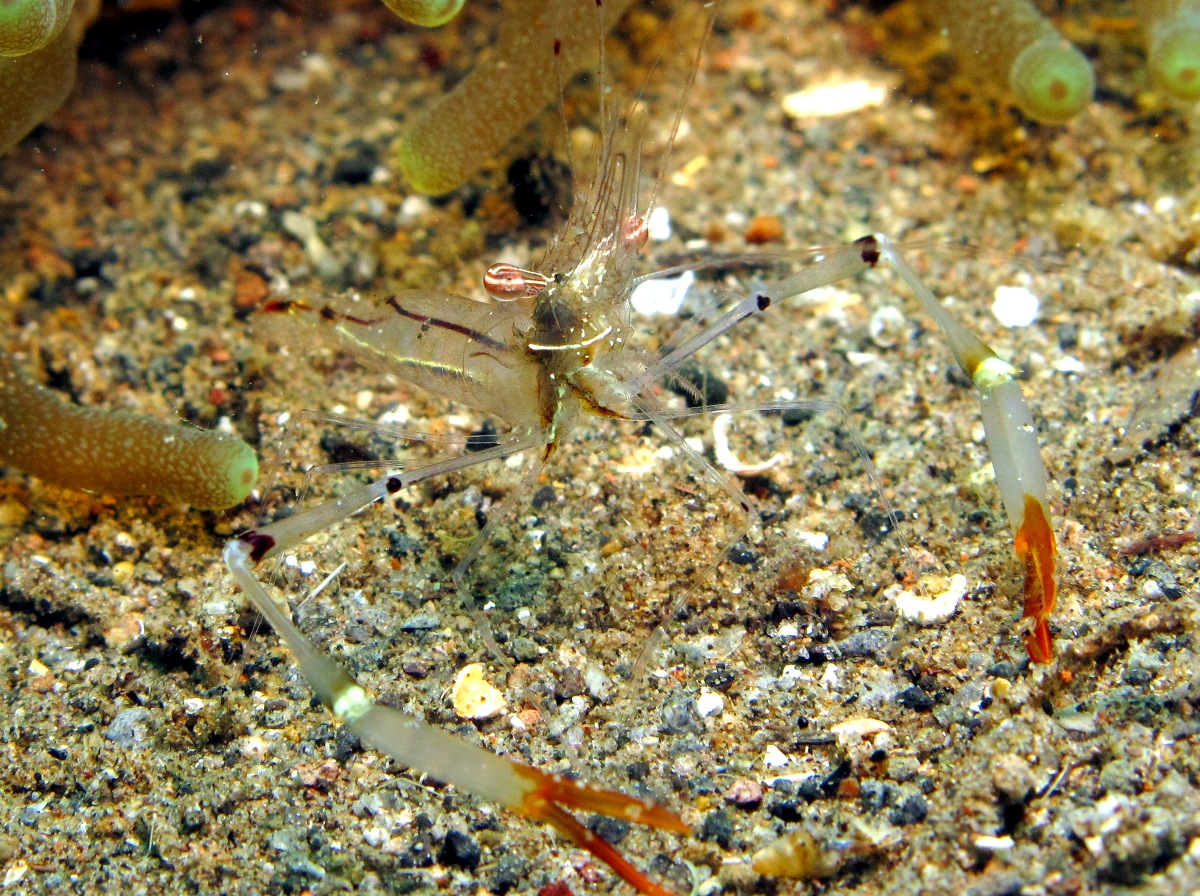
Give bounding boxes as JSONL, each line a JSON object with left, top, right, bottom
{"left": 1148, "top": 14, "right": 1200, "bottom": 101}
{"left": 0, "top": 0, "right": 72, "bottom": 57}
{"left": 202, "top": 436, "right": 259, "bottom": 510}
{"left": 1009, "top": 38, "right": 1094, "bottom": 124}
{"left": 378, "top": 0, "right": 465, "bottom": 28}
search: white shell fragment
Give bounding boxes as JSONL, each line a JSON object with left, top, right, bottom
{"left": 973, "top": 835, "right": 1016, "bottom": 851}
{"left": 991, "top": 285, "right": 1040, "bottom": 328}
{"left": 892, "top": 574, "right": 968, "bottom": 625}
{"left": 829, "top": 717, "right": 892, "bottom": 740}
{"left": 762, "top": 744, "right": 791, "bottom": 768}
{"left": 713, "top": 413, "right": 783, "bottom": 475}
{"left": 782, "top": 79, "right": 888, "bottom": 120}
{"left": 451, "top": 663, "right": 508, "bottom": 720}
{"left": 630, "top": 269, "right": 694, "bottom": 316}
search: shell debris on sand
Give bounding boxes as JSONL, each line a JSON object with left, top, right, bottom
{"left": 890, "top": 574, "right": 968, "bottom": 625}
{"left": 451, "top": 663, "right": 508, "bottom": 720}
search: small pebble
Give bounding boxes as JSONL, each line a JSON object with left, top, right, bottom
{"left": 888, "top": 793, "right": 928, "bottom": 825}
{"left": 744, "top": 214, "right": 784, "bottom": 245}
{"left": 991, "top": 285, "right": 1040, "bottom": 328}
{"left": 105, "top": 707, "right": 153, "bottom": 749}
{"left": 695, "top": 688, "right": 725, "bottom": 718}
{"left": 723, "top": 778, "right": 763, "bottom": 809}
{"left": 439, "top": 829, "right": 482, "bottom": 869}
{"left": 895, "top": 686, "right": 935, "bottom": 712}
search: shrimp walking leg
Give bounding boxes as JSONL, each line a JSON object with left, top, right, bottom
{"left": 223, "top": 435, "right": 687, "bottom": 896}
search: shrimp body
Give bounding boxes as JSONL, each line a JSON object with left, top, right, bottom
{"left": 278, "top": 292, "right": 545, "bottom": 426}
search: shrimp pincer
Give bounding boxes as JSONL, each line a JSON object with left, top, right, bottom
{"left": 868, "top": 236, "right": 1057, "bottom": 663}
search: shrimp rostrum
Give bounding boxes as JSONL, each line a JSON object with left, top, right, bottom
{"left": 224, "top": 7, "right": 1057, "bottom": 896}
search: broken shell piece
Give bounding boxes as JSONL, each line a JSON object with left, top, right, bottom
{"left": 451, "top": 663, "right": 508, "bottom": 720}
{"left": 713, "top": 413, "right": 783, "bottom": 476}
{"left": 891, "top": 574, "right": 968, "bottom": 625}
{"left": 973, "top": 835, "right": 1015, "bottom": 851}
{"left": 829, "top": 717, "right": 891, "bottom": 742}
{"left": 762, "top": 744, "right": 791, "bottom": 769}
{"left": 751, "top": 828, "right": 843, "bottom": 879}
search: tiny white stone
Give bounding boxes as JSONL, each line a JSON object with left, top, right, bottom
{"left": 696, "top": 689, "right": 725, "bottom": 718}
{"left": 820, "top": 664, "right": 840, "bottom": 690}
{"left": 991, "top": 285, "right": 1040, "bottom": 328}
{"left": 398, "top": 195, "right": 432, "bottom": 221}
{"left": 376, "top": 405, "right": 410, "bottom": 426}
{"left": 182, "top": 698, "right": 205, "bottom": 715}
{"left": 775, "top": 622, "right": 799, "bottom": 639}
{"left": 868, "top": 305, "right": 907, "bottom": 349}
{"left": 1054, "top": 355, "right": 1085, "bottom": 373}
{"left": 362, "top": 827, "right": 387, "bottom": 848}
{"left": 796, "top": 530, "right": 829, "bottom": 551}
{"left": 762, "top": 744, "right": 790, "bottom": 768}
{"left": 1153, "top": 195, "right": 1176, "bottom": 214}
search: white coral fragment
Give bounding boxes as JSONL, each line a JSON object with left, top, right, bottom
{"left": 891, "top": 574, "right": 968, "bottom": 625}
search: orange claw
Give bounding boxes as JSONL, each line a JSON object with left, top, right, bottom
{"left": 515, "top": 765, "right": 687, "bottom": 896}
{"left": 1014, "top": 493, "right": 1057, "bottom": 663}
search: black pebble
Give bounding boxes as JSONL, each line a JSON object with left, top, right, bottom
{"left": 699, "top": 810, "right": 735, "bottom": 849}
{"left": 439, "top": 829, "right": 482, "bottom": 869}
{"left": 889, "top": 793, "right": 928, "bottom": 826}
{"left": 896, "top": 686, "right": 935, "bottom": 712}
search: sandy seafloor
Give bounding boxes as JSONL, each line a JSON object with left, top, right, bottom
{"left": 2, "top": 0, "right": 1200, "bottom": 894}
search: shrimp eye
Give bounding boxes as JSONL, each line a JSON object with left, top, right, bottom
{"left": 623, "top": 214, "right": 648, "bottom": 249}
{"left": 483, "top": 262, "right": 549, "bottom": 301}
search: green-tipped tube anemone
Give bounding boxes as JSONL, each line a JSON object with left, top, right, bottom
{"left": 1138, "top": 0, "right": 1200, "bottom": 101}
{"left": 0, "top": 348, "right": 258, "bottom": 509}
{"left": 0, "top": 0, "right": 72, "bottom": 57}
{"left": 378, "top": 0, "right": 465, "bottom": 28}
{"left": 397, "top": 0, "right": 636, "bottom": 195}
{"left": 0, "top": 0, "right": 94, "bottom": 156}
{"left": 924, "top": 0, "right": 1094, "bottom": 124}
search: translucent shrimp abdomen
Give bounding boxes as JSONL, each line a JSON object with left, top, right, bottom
{"left": 322, "top": 290, "right": 546, "bottom": 427}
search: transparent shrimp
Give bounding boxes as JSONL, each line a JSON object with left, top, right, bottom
{"left": 224, "top": 2, "right": 1059, "bottom": 893}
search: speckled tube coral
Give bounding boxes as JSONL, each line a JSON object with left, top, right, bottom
{"left": 0, "top": 348, "right": 258, "bottom": 509}
{"left": 397, "top": 0, "right": 635, "bottom": 195}
{"left": 924, "top": 0, "right": 1094, "bottom": 123}
{"left": 1137, "top": 0, "right": 1200, "bottom": 101}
